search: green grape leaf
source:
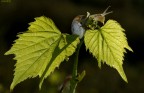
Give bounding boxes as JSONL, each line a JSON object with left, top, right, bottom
{"left": 5, "top": 16, "right": 80, "bottom": 90}
{"left": 84, "top": 19, "right": 133, "bottom": 82}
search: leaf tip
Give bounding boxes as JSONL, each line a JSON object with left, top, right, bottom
{"left": 129, "top": 47, "right": 133, "bottom": 52}
{"left": 116, "top": 66, "right": 128, "bottom": 83}
{"left": 4, "top": 50, "right": 11, "bottom": 55}
{"left": 122, "top": 76, "right": 128, "bottom": 83}
{"left": 97, "top": 58, "right": 102, "bottom": 68}
{"left": 98, "top": 62, "right": 102, "bottom": 69}
{"left": 10, "top": 83, "right": 14, "bottom": 92}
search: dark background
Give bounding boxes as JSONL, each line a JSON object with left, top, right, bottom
{"left": 0, "top": 0, "right": 144, "bottom": 93}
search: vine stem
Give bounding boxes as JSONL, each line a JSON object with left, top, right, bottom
{"left": 70, "top": 39, "right": 84, "bottom": 93}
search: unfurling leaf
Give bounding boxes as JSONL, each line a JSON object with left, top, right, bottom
{"left": 84, "top": 20, "right": 133, "bottom": 82}
{"left": 5, "top": 16, "right": 80, "bottom": 91}
{"left": 77, "top": 70, "right": 86, "bottom": 82}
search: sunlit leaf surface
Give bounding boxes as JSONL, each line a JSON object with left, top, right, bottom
{"left": 5, "top": 16, "right": 80, "bottom": 90}
{"left": 84, "top": 20, "right": 133, "bottom": 82}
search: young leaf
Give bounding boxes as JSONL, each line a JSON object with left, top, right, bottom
{"left": 5, "top": 16, "right": 80, "bottom": 90}
{"left": 84, "top": 20, "right": 133, "bottom": 82}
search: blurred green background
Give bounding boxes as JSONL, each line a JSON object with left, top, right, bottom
{"left": 0, "top": 0, "right": 144, "bottom": 93}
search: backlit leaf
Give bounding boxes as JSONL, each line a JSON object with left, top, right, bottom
{"left": 84, "top": 20, "right": 133, "bottom": 82}
{"left": 5, "top": 16, "right": 80, "bottom": 90}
